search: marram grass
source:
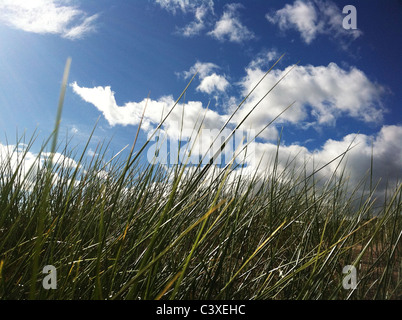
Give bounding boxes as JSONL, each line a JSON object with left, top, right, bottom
{"left": 0, "top": 58, "right": 400, "bottom": 300}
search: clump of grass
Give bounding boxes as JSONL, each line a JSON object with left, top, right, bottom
{"left": 0, "top": 57, "right": 400, "bottom": 300}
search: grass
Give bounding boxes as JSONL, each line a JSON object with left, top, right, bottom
{"left": 0, "top": 57, "right": 401, "bottom": 300}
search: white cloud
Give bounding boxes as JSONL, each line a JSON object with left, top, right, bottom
{"left": 43, "top": 151, "right": 78, "bottom": 169}
{"left": 155, "top": 0, "right": 190, "bottom": 13}
{"left": 235, "top": 62, "right": 385, "bottom": 140}
{"left": 266, "top": 0, "right": 319, "bottom": 44}
{"left": 2, "top": 124, "right": 400, "bottom": 205}
{"left": 87, "top": 148, "right": 97, "bottom": 158}
{"left": 181, "top": 61, "right": 219, "bottom": 79}
{"left": 156, "top": 1, "right": 254, "bottom": 42}
{"left": 208, "top": 3, "right": 255, "bottom": 43}
{"left": 70, "top": 81, "right": 226, "bottom": 140}
{"left": 176, "top": 4, "right": 211, "bottom": 37}
{"left": 155, "top": 0, "right": 211, "bottom": 14}
{"left": 180, "top": 61, "right": 230, "bottom": 95}
{"left": 0, "top": 142, "right": 79, "bottom": 191}
{"left": 72, "top": 58, "right": 386, "bottom": 147}
{"left": 0, "top": 0, "right": 99, "bottom": 39}
{"left": 197, "top": 73, "right": 230, "bottom": 94}
{"left": 71, "top": 82, "right": 164, "bottom": 128}
{"left": 266, "top": 0, "right": 362, "bottom": 45}
{"left": 156, "top": 0, "right": 214, "bottom": 37}
{"left": 316, "top": 125, "right": 402, "bottom": 199}
{"left": 247, "top": 49, "right": 280, "bottom": 70}
{"left": 316, "top": 126, "right": 402, "bottom": 187}
{"left": 70, "top": 125, "right": 79, "bottom": 135}
{"left": 71, "top": 55, "right": 386, "bottom": 146}
{"left": 0, "top": 143, "right": 39, "bottom": 180}
{"left": 62, "top": 13, "right": 99, "bottom": 40}
{"left": 70, "top": 55, "right": 399, "bottom": 202}
{"left": 239, "top": 125, "right": 402, "bottom": 203}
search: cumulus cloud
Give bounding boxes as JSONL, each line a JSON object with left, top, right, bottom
{"left": 0, "top": 142, "right": 79, "bottom": 192}
{"left": 71, "top": 56, "right": 398, "bottom": 200}
{"left": 44, "top": 151, "right": 78, "bottom": 169}
{"left": 70, "top": 81, "right": 226, "bottom": 140}
{"left": 0, "top": 143, "right": 77, "bottom": 171}
{"left": 197, "top": 73, "right": 230, "bottom": 94}
{"left": 266, "top": 0, "right": 362, "bottom": 45}
{"left": 181, "top": 61, "right": 219, "bottom": 79}
{"left": 239, "top": 125, "right": 402, "bottom": 204}
{"left": 317, "top": 125, "right": 402, "bottom": 192}
{"left": 0, "top": 0, "right": 99, "bottom": 39}
{"left": 235, "top": 62, "right": 385, "bottom": 140}
{"left": 266, "top": 0, "right": 319, "bottom": 44}
{"left": 208, "top": 3, "right": 255, "bottom": 43}
{"left": 0, "top": 143, "right": 39, "bottom": 180}
{"left": 180, "top": 61, "right": 230, "bottom": 94}
{"left": 72, "top": 58, "right": 386, "bottom": 143}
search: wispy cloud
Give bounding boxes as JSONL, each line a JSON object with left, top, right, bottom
{"left": 70, "top": 125, "right": 79, "bottom": 135}
{"left": 155, "top": 0, "right": 211, "bottom": 14}
{"left": 177, "top": 5, "right": 210, "bottom": 37}
{"left": 266, "top": 0, "right": 362, "bottom": 45}
{"left": 156, "top": 1, "right": 254, "bottom": 43}
{"left": 247, "top": 48, "right": 280, "bottom": 70}
{"left": 155, "top": 0, "right": 214, "bottom": 37}
{"left": 208, "top": 3, "right": 255, "bottom": 43}
{"left": 62, "top": 13, "right": 99, "bottom": 40}
{"left": 0, "top": 0, "right": 99, "bottom": 39}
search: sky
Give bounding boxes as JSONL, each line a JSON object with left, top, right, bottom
{"left": 0, "top": 0, "right": 401, "bottom": 199}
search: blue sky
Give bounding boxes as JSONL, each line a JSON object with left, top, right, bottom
{"left": 0, "top": 0, "right": 401, "bottom": 196}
